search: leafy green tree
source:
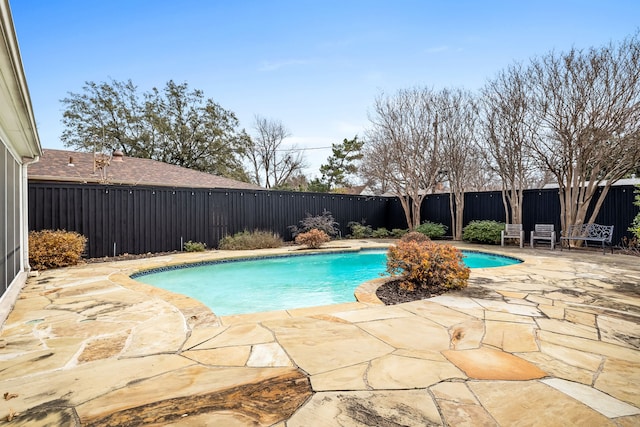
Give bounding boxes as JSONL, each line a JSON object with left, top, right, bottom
{"left": 318, "top": 136, "right": 364, "bottom": 190}
{"left": 61, "top": 80, "right": 148, "bottom": 156}
{"left": 61, "top": 79, "right": 250, "bottom": 181}
{"left": 306, "top": 178, "right": 330, "bottom": 193}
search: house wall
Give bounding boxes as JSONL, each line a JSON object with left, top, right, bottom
{"left": 0, "top": 0, "right": 42, "bottom": 324}
{"left": 0, "top": 144, "right": 23, "bottom": 293}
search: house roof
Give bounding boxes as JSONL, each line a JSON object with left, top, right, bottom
{"left": 28, "top": 148, "right": 264, "bottom": 190}
{"left": 338, "top": 185, "right": 368, "bottom": 195}
{"left": 0, "top": 0, "right": 41, "bottom": 159}
{"left": 542, "top": 177, "right": 640, "bottom": 189}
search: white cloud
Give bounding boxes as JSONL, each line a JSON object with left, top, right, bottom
{"left": 258, "top": 59, "right": 313, "bottom": 71}
{"left": 425, "top": 45, "right": 449, "bottom": 54}
{"left": 335, "top": 120, "right": 366, "bottom": 135}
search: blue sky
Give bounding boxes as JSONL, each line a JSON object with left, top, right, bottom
{"left": 10, "top": 0, "right": 640, "bottom": 177}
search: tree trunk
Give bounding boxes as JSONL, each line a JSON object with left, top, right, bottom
{"left": 454, "top": 192, "right": 465, "bottom": 240}
{"left": 449, "top": 192, "right": 456, "bottom": 239}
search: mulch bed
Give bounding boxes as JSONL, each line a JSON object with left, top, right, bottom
{"left": 84, "top": 251, "right": 180, "bottom": 264}
{"left": 375, "top": 279, "right": 450, "bottom": 305}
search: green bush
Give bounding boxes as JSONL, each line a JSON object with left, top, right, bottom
{"left": 391, "top": 228, "right": 408, "bottom": 238}
{"left": 631, "top": 219, "right": 640, "bottom": 240}
{"left": 462, "top": 220, "right": 505, "bottom": 244}
{"left": 184, "top": 241, "right": 206, "bottom": 252}
{"left": 288, "top": 210, "right": 339, "bottom": 238}
{"left": 295, "top": 229, "right": 330, "bottom": 249}
{"left": 29, "top": 229, "right": 87, "bottom": 270}
{"left": 415, "top": 221, "right": 448, "bottom": 239}
{"left": 347, "top": 221, "right": 372, "bottom": 238}
{"left": 629, "top": 185, "right": 640, "bottom": 240}
{"left": 386, "top": 239, "right": 470, "bottom": 291}
{"left": 218, "top": 230, "right": 283, "bottom": 250}
{"left": 371, "top": 227, "right": 391, "bottom": 238}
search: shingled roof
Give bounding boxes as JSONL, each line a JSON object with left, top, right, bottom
{"left": 29, "top": 148, "right": 264, "bottom": 190}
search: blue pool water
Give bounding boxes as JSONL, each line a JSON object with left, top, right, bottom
{"left": 134, "top": 250, "right": 520, "bottom": 316}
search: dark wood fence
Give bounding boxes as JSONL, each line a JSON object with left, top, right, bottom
{"left": 421, "top": 186, "right": 638, "bottom": 246}
{"left": 28, "top": 182, "right": 638, "bottom": 259}
{"left": 28, "top": 182, "right": 397, "bottom": 258}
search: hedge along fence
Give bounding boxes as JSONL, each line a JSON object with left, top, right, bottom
{"left": 28, "top": 182, "right": 638, "bottom": 259}
{"left": 28, "top": 182, "right": 399, "bottom": 258}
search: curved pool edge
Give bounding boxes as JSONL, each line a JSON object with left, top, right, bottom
{"left": 129, "top": 244, "right": 390, "bottom": 279}
{"left": 109, "top": 271, "right": 222, "bottom": 329}
{"left": 114, "top": 241, "right": 392, "bottom": 325}
{"left": 352, "top": 242, "right": 529, "bottom": 305}
{"left": 120, "top": 241, "right": 528, "bottom": 319}
{"left": 353, "top": 277, "right": 389, "bottom": 305}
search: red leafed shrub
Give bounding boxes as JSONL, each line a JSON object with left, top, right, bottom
{"left": 400, "top": 231, "right": 431, "bottom": 244}
{"left": 386, "top": 239, "right": 470, "bottom": 291}
{"left": 295, "top": 229, "right": 331, "bottom": 249}
{"left": 29, "top": 229, "right": 87, "bottom": 270}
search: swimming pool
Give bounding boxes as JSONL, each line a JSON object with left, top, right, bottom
{"left": 133, "top": 249, "right": 521, "bottom": 316}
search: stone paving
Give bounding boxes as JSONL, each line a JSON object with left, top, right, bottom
{"left": 0, "top": 241, "right": 638, "bottom": 426}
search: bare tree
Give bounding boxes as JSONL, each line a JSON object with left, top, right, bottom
{"left": 437, "top": 88, "right": 478, "bottom": 240}
{"left": 358, "top": 137, "right": 393, "bottom": 195}
{"left": 362, "top": 88, "right": 442, "bottom": 229}
{"left": 464, "top": 165, "right": 501, "bottom": 192}
{"left": 479, "top": 64, "right": 542, "bottom": 224}
{"left": 246, "top": 115, "right": 306, "bottom": 188}
{"left": 526, "top": 34, "right": 640, "bottom": 236}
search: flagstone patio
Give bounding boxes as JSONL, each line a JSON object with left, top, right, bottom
{"left": 0, "top": 242, "right": 638, "bottom": 426}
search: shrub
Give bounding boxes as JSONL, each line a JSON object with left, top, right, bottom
{"left": 371, "top": 227, "right": 391, "bottom": 238}
{"left": 415, "top": 221, "right": 447, "bottom": 239}
{"left": 218, "top": 230, "right": 283, "bottom": 250}
{"left": 295, "top": 229, "right": 331, "bottom": 249}
{"left": 347, "top": 221, "right": 373, "bottom": 238}
{"left": 184, "top": 241, "right": 206, "bottom": 252}
{"left": 289, "top": 210, "right": 339, "bottom": 238}
{"left": 400, "top": 231, "right": 431, "bottom": 244}
{"left": 631, "top": 219, "right": 640, "bottom": 240}
{"left": 29, "top": 229, "right": 87, "bottom": 270}
{"left": 386, "top": 240, "right": 470, "bottom": 291}
{"left": 629, "top": 185, "right": 640, "bottom": 240}
{"left": 391, "top": 228, "right": 408, "bottom": 238}
{"left": 462, "top": 220, "right": 505, "bottom": 244}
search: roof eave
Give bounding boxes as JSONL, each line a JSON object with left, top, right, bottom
{"left": 0, "top": 0, "right": 42, "bottom": 159}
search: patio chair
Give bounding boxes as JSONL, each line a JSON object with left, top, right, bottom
{"left": 530, "top": 224, "right": 556, "bottom": 250}
{"left": 501, "top": 223, "right": 524, "bottom": 248}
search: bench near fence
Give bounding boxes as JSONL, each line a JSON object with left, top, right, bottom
{"left": 560, "top": 223, "right": 614, "bottom": 254}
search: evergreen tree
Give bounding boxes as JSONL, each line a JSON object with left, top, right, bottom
{"left": 318, "top": 136, "right": 364, "bottom": 190}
